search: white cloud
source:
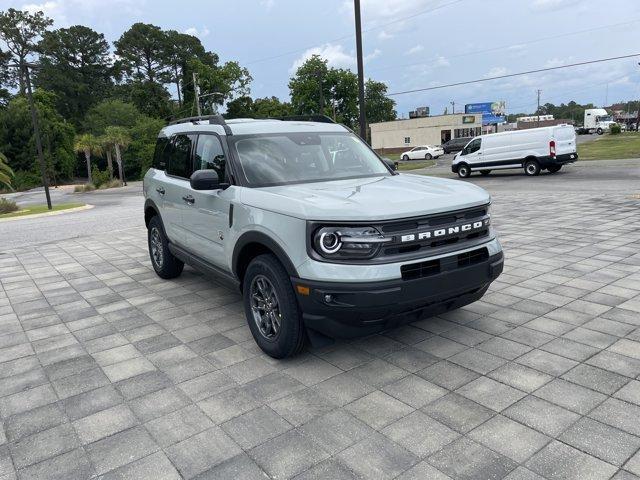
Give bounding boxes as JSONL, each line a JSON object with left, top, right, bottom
{"left": 435, "top": 55, "right": 450, "bottom": 67}
{"left": 290, "top": 43, "right": 381, "bottom": 73}
{"left": 260, "top": 0, "right": 275, "bottom": 10}
{"left": 405, "top": 45, "right": 424, "bottom": 56}
{"left": 21, "top": 0, "right": 143, "bottom": 25}
{"left": 184, "top": 26, "right": 210, "bottom": 38}
{"left": 378, "top": 30, "right": 394, "bottom": 40}
{"left": 529, "top": 0, "right": 581, "bottom": 11}
{"left": 485, "top": 66, "right": 508, "bottom": 78}
{"left": 22, "top": 1, "right": 65, "bottom": 22}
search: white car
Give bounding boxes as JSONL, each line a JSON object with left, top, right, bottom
{"left": 400, "top": 145, "right": 444, "bottom": 161}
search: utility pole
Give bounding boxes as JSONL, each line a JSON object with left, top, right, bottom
{"left": 354, "top": 0, "right": 367, "bottom": 142}
{"left": 193, "top": 72, "right": 202, "bottom": 117}
{"left": 315, "top": 70, "right": 325, "bottom": 116}
{"left": 450, "top": 101, "right": 455, "bottom": 114}
{"left": 636, "top": 63, "right": 640, "bottom": 131}
{"left": 536, "top": 89, "right": 542, "bottom": 127}
{"left": 22, "top": 63, "right": 52, "bottom": 210}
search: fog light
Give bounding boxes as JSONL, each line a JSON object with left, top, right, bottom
{"left": 324, "top": 294, "right": 333, "bottom": 303}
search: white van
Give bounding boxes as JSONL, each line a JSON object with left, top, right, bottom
{"left": 451, "top": 125, "right": 578, "bottom": 177}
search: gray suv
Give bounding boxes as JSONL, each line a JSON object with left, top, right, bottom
{"left": 143, "top": 115, "right": 503, "bottom": 358}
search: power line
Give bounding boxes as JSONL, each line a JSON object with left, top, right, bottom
{"left": 244, "top": 0, "right": 464, "bottom": 66}
{"left": 386, "top": 53, "right": 640, "bottom": 96}
{"left": 368, "top": 18, "right": 640, "bottom": 74}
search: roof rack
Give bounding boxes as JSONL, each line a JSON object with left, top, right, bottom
{"left": 275, "top": 115, "right": 336, "bottom": 124}
{"left": 168, "top": 114, "right": 232, "bottom": 135}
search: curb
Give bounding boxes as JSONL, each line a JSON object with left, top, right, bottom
{"left": 0, "top": 204, "right": 94, "bottom": 223}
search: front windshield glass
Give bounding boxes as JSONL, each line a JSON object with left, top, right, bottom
{"left": 232, "top": 132, "right": 391, "bottom": 187}
{"left": 597, "top": 115, "right": 613, "bottom": 122}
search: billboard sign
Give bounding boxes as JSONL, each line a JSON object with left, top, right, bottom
{"left": 465, "top": 101, "right": 506, "bottom": 125}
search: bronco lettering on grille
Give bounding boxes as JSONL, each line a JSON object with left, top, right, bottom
{"left": 399, "top": 218, "right": 490, "bottom": 243}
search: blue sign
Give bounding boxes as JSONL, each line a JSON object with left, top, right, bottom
{"left": 465, "top": 102, "right": 506, "bottom": 125}
{"left": 465, "top": 103, "right": 493, "bottom": 114}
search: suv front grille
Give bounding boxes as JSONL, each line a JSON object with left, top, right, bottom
{"left": 401, "top": 247, "right": 489, "bottom": 281}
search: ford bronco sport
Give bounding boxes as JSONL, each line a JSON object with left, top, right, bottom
{"left": 143, "top": 115, "right": 503, "bottom": 358}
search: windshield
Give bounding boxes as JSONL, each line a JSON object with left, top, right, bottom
{"left": 231, "top": 132, "right": 391, "bottom": 187}
{"left": 596, "top": 115, "right": 613, "bottom": 122}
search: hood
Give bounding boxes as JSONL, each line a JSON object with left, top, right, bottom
{"left": 239, "top": 174, "right": 490, "bottom": 221}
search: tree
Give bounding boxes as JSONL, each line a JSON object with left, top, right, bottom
{"left": 104, "top": 126, "right": 131, "bottom": 185}
{"left": 0, "top": 8, "right": 52, "bottom": 93}
{"left": 164, "top": 30, "right": 209, "bottom": 107}
{"left": 74, "top": 133, "right": 101, "bottom": 184}
{"left": 99, "top": 135, "right": 114, "bottom": 180}
{"left": 114, "top": 23, "right": 170, "bottom": 84}
{"left": 365, "top": 79, "right": 396, "bottom": 124}
{"left": 124, "top": 115, "right": 165, "bottom": 176}
{"left": 0, "top": 152, "right": 13, "bottom": 189}
{"left": 0, "top": 89, "right": 75, "bottom": 181}
{"left": 289, "top": 55, "right": 329, "bottom": 117}
{"left": 85, "top": 99, "right": 141, "bottom": 135}
{"left": 36, "top": 25, "right": 112, "bottom": 126}
{"left": 224, "top": 95, "right": 293, "bottom": 119}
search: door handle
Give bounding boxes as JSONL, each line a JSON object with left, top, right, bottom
{"left": 156, "top": 187, "right": 165, "bottom": 195}
{"left": 182, "top": 195, "right": 195, "bottom": 204}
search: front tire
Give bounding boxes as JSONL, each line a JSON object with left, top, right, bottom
{"left": 402, "top": 155, "right": 409, "bottom": 161}
{"left": 596, "top": 128, "right": 603, "bottom": 135}
{"left": 457, "top": 164, "right": 471, "bottom": 178}
{"left": 243, "top": 254, "right": 305, "bottom": 359}
{"left": 148, "top": 216, "right": 184, "bottom": 279}
{"left": 524, "top": 160, "right": 541, "bottom": 176}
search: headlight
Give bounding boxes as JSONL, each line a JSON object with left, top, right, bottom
{"left": 313, "top": 226, "right": 392, "bottom": 259}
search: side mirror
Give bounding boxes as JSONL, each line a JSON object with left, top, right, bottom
{"left": 190, "top": 169, "right": 228, "bottom": 190}
{"left": 382, "top": 158, "right": 397, "bottom": 171}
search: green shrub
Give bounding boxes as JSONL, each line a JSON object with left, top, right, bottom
{"left": 74, "top": 183, "right": 95, "bottom": 193}
{"left": 0, "top": 197, "right": 19, "bottom": 214}
{"left": 91, "top": 166, "right": 111, "bottom": 188}
{"left": 11, "top": 171, "right": 41, "bottom": 192}
{"left": 610, "top": 124, "right": 622, "bottom": 135}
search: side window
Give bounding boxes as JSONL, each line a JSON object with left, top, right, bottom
{"left": 167, "top": 134, "right": 195, "bottom": 178}
{"left": 152, "top": 137, "right": 170, "bottom": 170}
{"left": 194, "top": 134, "right": 227, "bottom": 183}
{"left": 464, "top": 138, "right": 481, "bottom": 155}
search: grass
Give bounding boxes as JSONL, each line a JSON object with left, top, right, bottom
{"left": 396, "top": 160, "right": 436, "bottom": 171}
{"left": 0, "top": 202, "right": 84, "bottom": 219}
{"left": 577, "top": 132, "right": 640, "bottom": 160}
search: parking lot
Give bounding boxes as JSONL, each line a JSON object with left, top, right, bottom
{"left": 1, "top": 161, "right": 640, "bottom": 479}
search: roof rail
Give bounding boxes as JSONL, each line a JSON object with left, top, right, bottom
{"left": 275, "top": 115, "right": 336, "bottom": 124}
{"left": 168, "top": 114, "right": 232, "bottom": 135}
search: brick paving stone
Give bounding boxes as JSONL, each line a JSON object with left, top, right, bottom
{"left": 344, "top": 391, "right": 413, "bottom": 430}
{"left": 423, "top": 393, "right": 495, "bottom": 434}
{"left": 298, "top": 409, "right": 373, "bottom": 455}
{"left": 193, "top": 453, "right": 268, "bottom": 480}
{"left": 72, "top": 403, "right": 137, "bottom": 444}
{"left": 504, "top": 396, "right": 580, "bottom": 437}
{"left": 99, "top": 451, "right": 181, "bottom": 480}
{"left": 534, "top": 378, "right": 607, "bottom": 415}
{"left": 456, "top": 377, "right": 526, "bottom": 412}
{"left": 526, "top": 440, "right": 618, "bottom": 480}
{"left": 589, "top": 398, "right": 640, "bottom": 437}
{"left": 221, "top": 406, "right": 292, "bottom": 450}
{"left": 381, "top": 410, "right": 459, "bottom": 457}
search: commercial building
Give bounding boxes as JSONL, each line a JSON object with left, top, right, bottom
{"left": 370, "top": 113, "right": 482, "bottom": 153}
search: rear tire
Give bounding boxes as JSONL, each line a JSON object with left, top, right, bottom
{"left": 243, "top": 254, "right": 305, "bottom": 359}
{"left": 480, "top": 170, "right": 491, "bottom": 176}
{"left": 524, "top": 160, "right": 541, "bottom": 176}
{"left": 148, "top": 216, "right": 184, "bottom": 279}
{"left": 547, "top": 165, "right": 562, "bottom": 173}
{"left": 457, "top": 164, "right": 471, "bottom": 178}
{"left": 425, "top": 153, "right": 433, "bottom": 160}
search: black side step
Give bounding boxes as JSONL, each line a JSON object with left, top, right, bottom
{"left": 168, "top": 243, "right": 240, "bottom": 291}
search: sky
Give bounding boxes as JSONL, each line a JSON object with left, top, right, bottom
{"left": 3, "top": 0, "right": 640, "bottom": 117}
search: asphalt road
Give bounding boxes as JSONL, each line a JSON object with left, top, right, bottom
{"left": 1, "top": 157, "right": 639, "bottom": 251}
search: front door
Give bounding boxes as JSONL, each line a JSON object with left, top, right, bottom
{"left": 461, "top": 138, "right": 482, "bottom": 167}
{"left": 441, "top": 129, "right": 451, "bottom": 144}
{"left": 182, "top": 133, "right": 232, "bottom": 269}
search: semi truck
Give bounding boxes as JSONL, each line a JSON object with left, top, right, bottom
{"left": 576, "top": 108, "right": 617, "bottom": 135}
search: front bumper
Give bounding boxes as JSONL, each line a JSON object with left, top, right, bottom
{"left": 292, "top": 250, "right": 503, "bottom": 338}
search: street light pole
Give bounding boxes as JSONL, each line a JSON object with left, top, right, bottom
{"left": 354, "top": 0, "right": 367, "bottom": 142}
{"left": 636, "top": 63, "right": 640, "bottom": 131}
{"left": 450, "top": 101, "right": 455, "bottom": 114}
{"left": 22, "top": 63, "right": 52, "bottom": 210}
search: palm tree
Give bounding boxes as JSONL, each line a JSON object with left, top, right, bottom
{"left": 0, "top": 152, "right": 14, "bottom": 190}
{"left": 74, "top": 133, "right": 102, "bottom": 184}
{"left": 105, "top": 126, "right": 131, "bottom": 186}
{"left": 99, "top": 135, "right": 114, "bottom": 180}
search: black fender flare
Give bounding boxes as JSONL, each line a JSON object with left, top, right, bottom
{"left": 232, "top": 231, "right": 299, "bottom": 280}
{"left": 144, "top": 199, "right": 162, "bottom": 228}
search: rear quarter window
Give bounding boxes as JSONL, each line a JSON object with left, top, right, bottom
{"left": 152, "top": 137, "right": 170, "bottom": 170}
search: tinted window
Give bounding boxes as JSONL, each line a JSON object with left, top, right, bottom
{"left": 194, "top": 134, "right": 226, "bottom": 183}
{"left": 168, "top": 134, "right": 195, "bottom": 178}
{"left": 152, "top": 137, "right": 170, "bottom": 170}
{"left": 464, "top": 138, "right": 481, "bottom": 154}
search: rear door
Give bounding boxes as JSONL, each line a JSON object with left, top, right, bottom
{"left": 553, "top": 125, "right": 577, "bottom": 156}
{"left": 163, "top": 133, "right": 197, "bottom": 247}
{"left": 182, "top": 133, "right": 234, "bottom": 269}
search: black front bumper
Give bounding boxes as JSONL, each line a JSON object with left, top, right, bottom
{"left": 292, "top": 251, "right": 503, "bottom": 338}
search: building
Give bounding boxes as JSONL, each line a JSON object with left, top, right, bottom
{"left": 370, "top": 113, "right": 483, "bottom": 153}
{"left": 516, "top": 118, "right": 573, "bottom": 130}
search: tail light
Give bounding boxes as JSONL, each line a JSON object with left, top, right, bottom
{"left": 549, "top": 140, "right": 556, "bottom": 158}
